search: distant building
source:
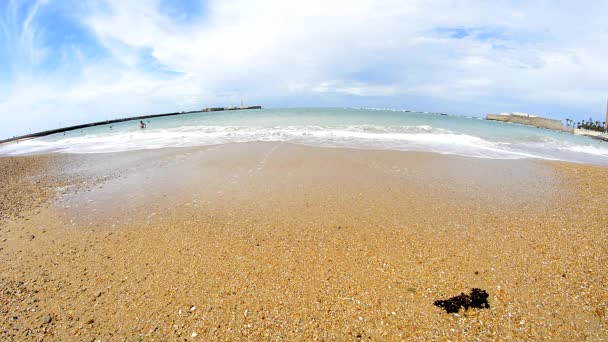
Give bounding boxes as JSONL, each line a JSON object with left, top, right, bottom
{"left": 498, "top": 112, "right": 537, "bottom": 118}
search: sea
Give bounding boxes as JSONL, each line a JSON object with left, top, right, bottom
{"left": 2, "top": 108, "right": 607, "bottom": 165}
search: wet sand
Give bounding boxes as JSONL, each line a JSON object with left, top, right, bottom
{"left": 0, "top": 142, "right": 607, "bottom": 340}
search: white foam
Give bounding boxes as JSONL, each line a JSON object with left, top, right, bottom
{"left": 1, "top": 124, "right": 607, "bottom": 164}
{"left": 560, "top": 144, "right": 608, "bottom": 157}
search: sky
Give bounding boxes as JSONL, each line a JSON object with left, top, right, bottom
{"left": 1, "top": 0, "right": 608, "bottom": 138}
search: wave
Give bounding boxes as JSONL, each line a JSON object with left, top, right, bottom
{"left": 1, "top": 124, "right": 608, "bottom": 164}
{"left": 560, "top": 144, "right": 608, "bottom": 157}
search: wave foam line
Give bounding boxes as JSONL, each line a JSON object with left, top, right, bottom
{"left": 1, "top": 125, "right": 607, "bottom": 164}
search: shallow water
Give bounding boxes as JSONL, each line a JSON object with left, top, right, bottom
{"left": 2, "top": 108, "right": 607, "bottom": 165}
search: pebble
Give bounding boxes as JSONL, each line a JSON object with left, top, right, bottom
{"left": 39, "top": 315, "right": 52, "bottom": 325}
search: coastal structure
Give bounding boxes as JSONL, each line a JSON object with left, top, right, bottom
{"left": 486, "top": 112, "right": 564, "bottom": 131}
{"left": 487, "top": 111, "right": 608, "bottom": 142}
{"left": 202, "top": 105, "right": 261, "bottom": 112}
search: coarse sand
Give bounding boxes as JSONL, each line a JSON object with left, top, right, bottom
{"left": 1, "top": 142, "right": 607, "bottom": 340}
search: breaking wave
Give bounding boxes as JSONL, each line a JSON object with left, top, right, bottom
{"left": 1, "top": 120, "right": 608, "bottom": 165}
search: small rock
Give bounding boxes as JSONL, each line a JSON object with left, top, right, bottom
{"left": 39, "top": 315, "right": 52, "bottom": 325}
{"left": 86, "top": 318, "right": 94, "bottom": 324}
{"left": 191, "top": 332, "right": 198, "bottom": 338}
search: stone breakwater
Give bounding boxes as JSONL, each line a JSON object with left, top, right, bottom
{"left": 486, "top": 114, "right": 564, "bottom": 131}
{"left": 487, "top": 113, "right": 608, "bottom": 141}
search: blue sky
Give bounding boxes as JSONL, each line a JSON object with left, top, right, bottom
{"left": 1, "top": 0, "right": 608, "bottom": 138}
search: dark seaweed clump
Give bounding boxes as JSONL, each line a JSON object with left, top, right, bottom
{"left": 434, "top": 288, "right": 490, "bottom": 314}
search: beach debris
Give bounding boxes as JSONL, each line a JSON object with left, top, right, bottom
{"left": 469, "top": 288, "right": 490, "bottom": 308}
{"left": 434, "top": 288, "right": 490, "bottom": 314}
{"left": 434, "top": 293, "right": 470, "bottom": 314}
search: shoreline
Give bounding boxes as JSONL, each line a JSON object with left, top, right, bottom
{"left": 2, "top": 140, "right": 606, "bottom": 168}
{"left": 1, "top": 144, "right": 607, "bottom": 339}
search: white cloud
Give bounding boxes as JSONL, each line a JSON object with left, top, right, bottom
{"left": 1, "top": 0, "right": 608, "bottom": 137}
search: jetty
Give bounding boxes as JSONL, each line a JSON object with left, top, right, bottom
{"left": 486, "top": 112, "right": 563, "bottom": 131}
{"left": 0, "top": 106, "right": 262, "bottom": 144}
{"left": 486, "top": 112, "right": 608, "bottom": 141}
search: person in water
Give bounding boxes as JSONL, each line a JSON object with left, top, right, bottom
{"left": 140, "top": 120, "right": 147, "bottom": 129}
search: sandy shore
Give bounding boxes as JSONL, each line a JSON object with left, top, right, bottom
{"left": 1, "top": 142, "right": 607, "bottom": 340}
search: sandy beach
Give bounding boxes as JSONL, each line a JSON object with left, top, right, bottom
{"left": 1, "top": 142, "right": 607, "bottom": 340}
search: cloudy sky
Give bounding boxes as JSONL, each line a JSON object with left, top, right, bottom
{"left": 1, "top": 0, "right": 607, "bottom": 138}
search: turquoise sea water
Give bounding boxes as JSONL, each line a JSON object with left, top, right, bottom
{"left": 1, "top": 108, "right": 607, "bottom": 165}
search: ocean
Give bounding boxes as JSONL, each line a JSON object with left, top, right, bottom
{"left": 1, "top": 108, "right": 607, "bottom": 165}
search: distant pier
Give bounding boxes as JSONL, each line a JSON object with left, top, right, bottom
{"left": 0, "top": 106, "right": 262, "bottom": 145}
